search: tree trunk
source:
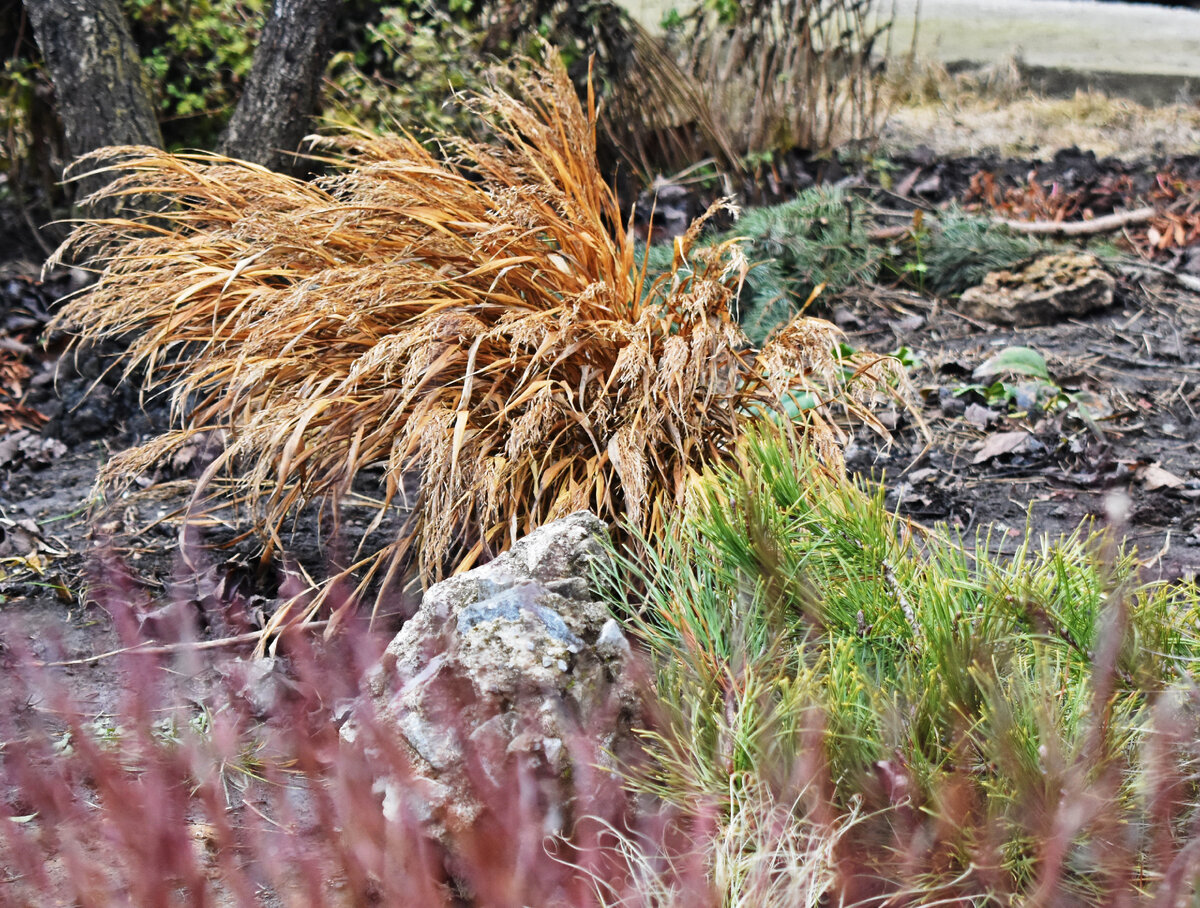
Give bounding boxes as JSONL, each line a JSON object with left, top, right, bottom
{"left": 23, "top": 0, "right": 161, "bottom": 205}
{"left": 219, "top": 0, "right": 341, "bottom": 174}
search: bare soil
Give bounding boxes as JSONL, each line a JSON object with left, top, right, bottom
{"left": 839, "top": 275, "right": 1200, "bottom": 583}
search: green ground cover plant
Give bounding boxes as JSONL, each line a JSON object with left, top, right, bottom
{"left": 323, "top": 3, "right": 484, "bottom": 139}
{"left": 604, "top": 426, "right": 1200, "bottom": 902}
{"left": 124, "top": 0, "right": 265, "bottom": 148}
{"left": 956, "top": 343, "right": 1112, "bottom": 428}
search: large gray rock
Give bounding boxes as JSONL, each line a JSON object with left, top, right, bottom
{"left": 349, "top": 511, "right": 642, "bottom": 840}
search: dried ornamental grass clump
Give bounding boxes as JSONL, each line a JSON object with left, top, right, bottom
{"left": 50, "top": 55, "right": 896, "bottom": 619}
{"left": 667, "top": 0, "right": 893, "bottom": 160}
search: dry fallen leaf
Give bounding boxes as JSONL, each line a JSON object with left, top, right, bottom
{"left": 972, "top": 430, "right": 1036, "bottom": 464}
{"left": 1138, "top": 461, "right": 1186, "bottom": 491}
{"left": 964, "top": 403, "right": 997, "bottom": 429}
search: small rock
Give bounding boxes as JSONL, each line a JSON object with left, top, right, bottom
{"left": 876, "top": 408, "right": 902, "bottom": 431}
{"left": 909, "top": 145, "right": 935, "bottom": 167}
{"left": 937, "top": 387, "right": 966, "bottom": 417}
{"left": 1012, "top": 382, "right": 1042, "bottom": 412}
{"left": 940, "top": 396, "right": 966, "bottom": 417}
{"left": 832, "top": 306, "right": 863, "bottom": 330}
{"left": 216, "top": 656, "right": 285, "bottom": 718}
{"left": 913, "top": 174, "right": 942, "bottom": 196}
{"left": 596, "top": 618, "right": 632, "bottom": 661}
{"left": 634, "top": 181, "right": 700, "bottom": 242}
{"left": 843, "top": 441, "right": 875, "bottom": 471}
{"left": 890, "top": 313, "right": 925, "bottom": 334}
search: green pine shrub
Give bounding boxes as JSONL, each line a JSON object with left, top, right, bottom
{"left": 603, "top": 426, "right": 1200, "bottom": 901}
{"left": 922, "top": 207, "right": 1050, "bottom": 296}
{"left": 734, "top": 187, "right": 880, "bottom": 338}
{"left": 640, "top": 186, "right": 881, "bottom": 344}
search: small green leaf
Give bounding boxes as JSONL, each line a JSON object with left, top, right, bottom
{"left": 890, "top": 345, "right": 921, "bottom": 369}
{"left": 974, "top": 346, "right": 1051, "bottom": 382}
{"left": 984, "top": 381, "right": 1015, "bottom": 405}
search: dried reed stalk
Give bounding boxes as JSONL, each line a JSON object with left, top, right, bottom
{"left": 586, "top": 9, "right": 741, "bottom": 178}
{"left": 50, "top": 53, "right": 893, "bottom": 626}
{"left": 674, "top": 0, "right": 892, "bottom": 158}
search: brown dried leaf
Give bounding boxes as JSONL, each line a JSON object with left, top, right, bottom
{"left": 1138, "top": 461, "right": 1186, "bottom": 491}
{"left": 972, "top": 430, "right": 1035, "bottom": 464}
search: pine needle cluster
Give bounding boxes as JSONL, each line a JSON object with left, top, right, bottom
{"left": 50, "top": 56, "right": 894, "bottom": 614}
{"left": 640, "top": 186, "right": 881, "bottom": 344}
{"left": 604, "top": 427, "right": 1200, "bottom": 901}
{"left": 923, "top": 207, "right": 1049, "bottom": 296}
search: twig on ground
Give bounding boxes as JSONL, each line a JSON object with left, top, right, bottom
{"left": 868, "top": 207, "right": 1156, "bottom": 242}
{"left": 1111, "top": 255, "right": 1200, "bottom": 294}
{"left": 1000, "top": 206, "right": 1155, "bottom": 236}
{"left": 37, "top": 621, "right": 331, "bottom": 667}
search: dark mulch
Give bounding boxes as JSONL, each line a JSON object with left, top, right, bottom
{"left": 837, "top": 273, "right": 1200, "bottom": 583}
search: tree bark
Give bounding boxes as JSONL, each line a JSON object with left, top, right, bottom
{"left": 219, "top": 0, "right": 341, "bottom": 174}
{"left": 23, "top": 0, "right": 161, "bottom": 203}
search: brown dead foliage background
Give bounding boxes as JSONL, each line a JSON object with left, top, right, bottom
{"left": 49, "top": 54, "right": 894, "bottom": 623}
{"left": 968, "top": 165, "right": 1200, "bottom": 261}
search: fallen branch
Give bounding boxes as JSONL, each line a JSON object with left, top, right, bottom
{"left": 868, "top": 207, "right": 1158, "bottom": 242}
{"left": 1175, "top": 273, "right": 1200, "bottom": 294}
{"left": 37, "top": 621, "right": 331, "bottom": 667}
{"left": 1000, "top": 206, "right": 1156, "bottom": 236}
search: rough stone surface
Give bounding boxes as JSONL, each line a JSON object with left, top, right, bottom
{"left": 348, "top": 511, "right": 643, "bottom": 839}
{"left": 959, "top": 252, "right": 1115, "bottom": 326}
